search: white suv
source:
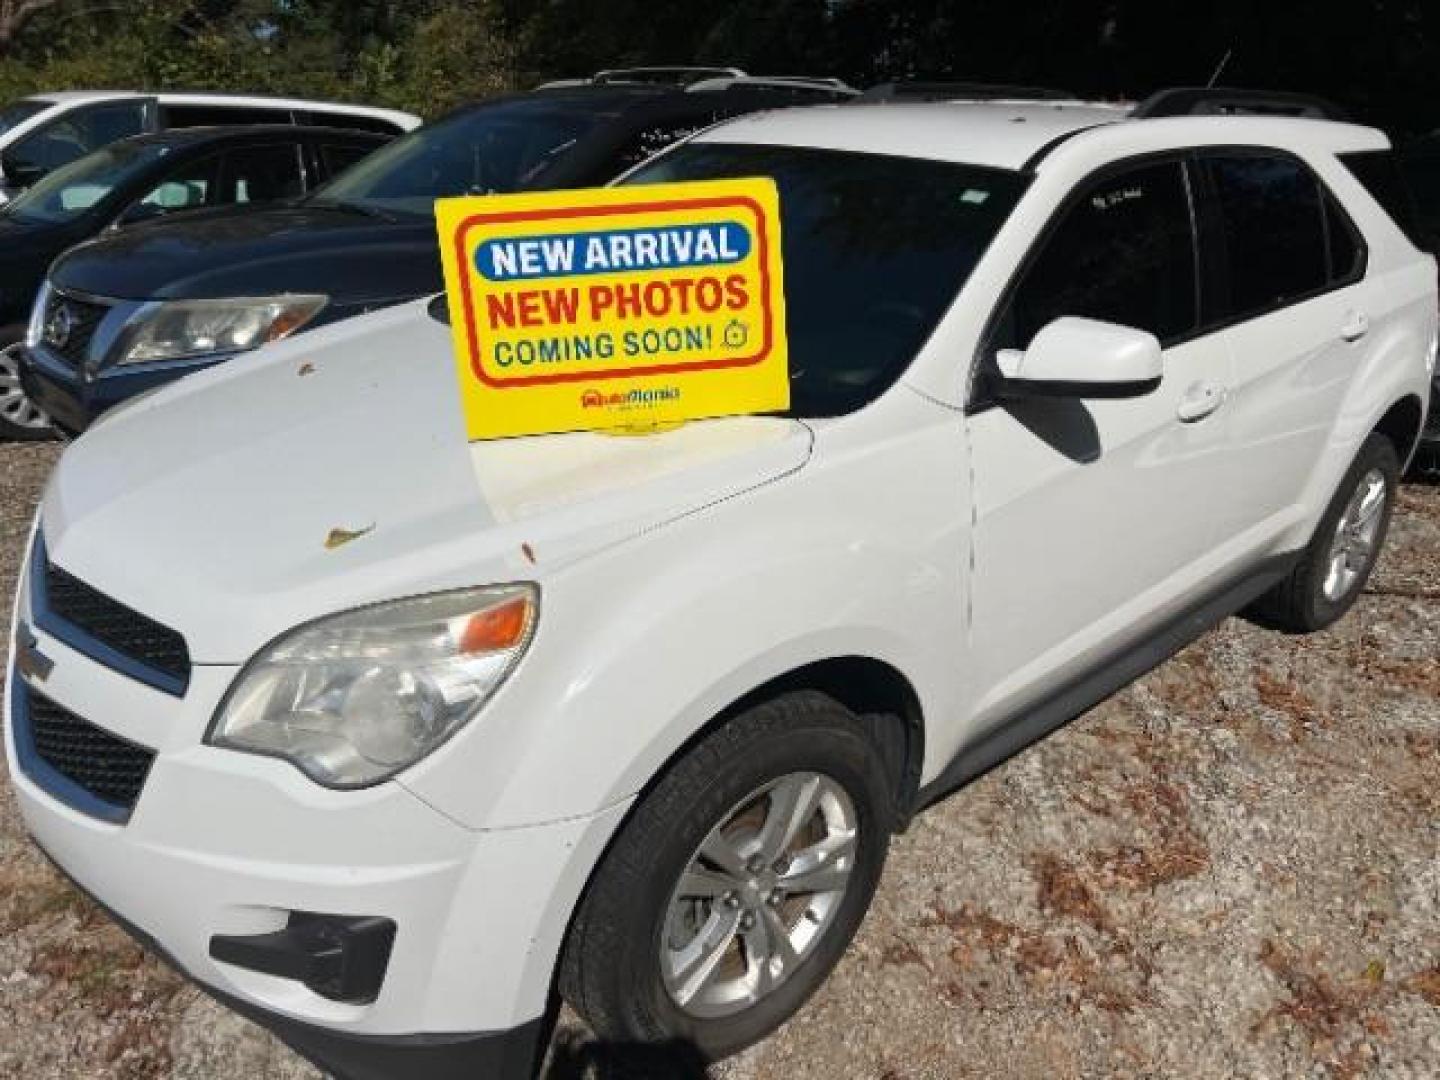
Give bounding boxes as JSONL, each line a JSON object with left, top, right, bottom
{"left": 5, "top": 91, "right": 1434, "bottom": 1078}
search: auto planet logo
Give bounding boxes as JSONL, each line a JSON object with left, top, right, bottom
{"left": 581, "top": 386, "right": 682, "bottom": 411}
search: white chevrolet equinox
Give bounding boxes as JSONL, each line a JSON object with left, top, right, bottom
{"left": 6, "top": 90, "right": 1435, "bottom": 1078}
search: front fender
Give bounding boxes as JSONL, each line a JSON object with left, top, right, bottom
{"left": 400, "top": 392, "right": 971, "bottom": 831}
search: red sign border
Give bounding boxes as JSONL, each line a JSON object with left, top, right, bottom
{"left": 452, "top": 194, "right": 775, "bottom": 389}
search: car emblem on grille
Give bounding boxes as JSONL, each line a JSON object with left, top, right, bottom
{"left": 15, "top": 622, "right": 54, "bottom": 683}
{"left": 44, "top": 301, "right": 79, "bottom": 350}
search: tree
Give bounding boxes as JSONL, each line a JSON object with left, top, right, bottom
{"left": 0, "top": 0, "right": 62, "bottom": 56}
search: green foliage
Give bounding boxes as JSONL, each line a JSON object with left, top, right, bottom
{"left": 0, "top": 1, "right": 1435, "bottom": 133}
{"left": 0, "top": 0, "right": 519, "bottom": 120}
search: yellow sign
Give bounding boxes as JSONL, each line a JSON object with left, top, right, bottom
{"left": 435, "top": 178, "right": 789, "bottom": 440}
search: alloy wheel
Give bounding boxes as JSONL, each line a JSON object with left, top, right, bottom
{"left": 0, "top": 345, "right": 52, "bottom": 434}
{"left": 1323, "top": 466, "right": 1387, "bottom": 602}
{"left": 660, "top": 771, "right": 859, "bottom": 1020}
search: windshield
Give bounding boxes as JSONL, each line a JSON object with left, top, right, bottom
{"left": 309, "top": 100, "right": 599, "bottom": 217}
{"left": 623, "top": 144, "right": 1028, "bottom": 417}
{"left": 4, "top": 138, "right": 172, "bottom": 224}
{"left": 0, "top": 98, "right": 49, "bottom": 138}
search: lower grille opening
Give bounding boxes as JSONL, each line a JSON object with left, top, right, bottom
{"left": 24, "top": 688, "right": 155, "bottom": 819}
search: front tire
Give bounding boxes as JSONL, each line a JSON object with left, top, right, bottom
{"left": 559, "top": 691, "right": 896, "bottom": 1063}
{"left": 1247, "top": 433, "right": 1398, "bottom": 633}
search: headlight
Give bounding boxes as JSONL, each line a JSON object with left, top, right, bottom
{"left": 26, "top": 280, "right": 51, "bottom": 348}
{"left": 117, "top": 295, "right": 327, "bottom": 365}
{"left": 208, "top": 585, "right": 538, "bottom": 789}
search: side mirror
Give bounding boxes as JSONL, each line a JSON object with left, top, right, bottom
{"left": 995, "top": 317, "right": 1163, "bottom": 399}
{"left": 111, "top": 201, "right": 167, "bottom": 230}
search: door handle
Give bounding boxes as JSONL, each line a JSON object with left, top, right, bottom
{"left": 1340, "top": 311, "right": 1371, "bottom": 342}
{"left": 1176, "top": 382, "right": 1228, "bottom": 423}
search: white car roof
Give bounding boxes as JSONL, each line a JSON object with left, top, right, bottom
{"left": 21, "top": 90, "right": 419, "bottom": 130}
{"left": 25, "top": 90, "right": 141, "bottom": 106}
{"left": 695, "top": 99, "right": 1386, "bottom": 171}
{"left": 697, "top": 101, "right": 1130, "bottom": 170}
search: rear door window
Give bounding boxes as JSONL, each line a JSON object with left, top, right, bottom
{"left": 220, "top": 142, "right": 306, "bottom": 203}
{"left": 995, "top": 159, "right": 1199, "bottom": 351}
{"left": 1200, "top": 154, "right": 1356, "bottom": 324}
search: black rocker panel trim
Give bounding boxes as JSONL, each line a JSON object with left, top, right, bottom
{"left": 914, "top": 552, "right": 1299, "bottom": 813}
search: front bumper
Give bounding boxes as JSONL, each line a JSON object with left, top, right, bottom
{"left": 5, "top": 557, "right": 630, "bottom": 1077}
{"left": 19, "top": 339, "right": 225, "bottom": 434}
{"left": 37, "top": 843, "right": 549, "bottom": 1080}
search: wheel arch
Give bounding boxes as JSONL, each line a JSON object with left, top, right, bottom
{"left": 1372, "top": 392, "right": 1425, "bottom": 467}
{"left": 713, "top": 656, "right": 926, "bottom": 828}
{"left": 605, "top": 654, "right": 928, "bottom": 842}
{"left": 551, "top": 653, "right": 927, "bottom": 1028}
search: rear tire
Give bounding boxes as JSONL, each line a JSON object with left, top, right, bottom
{"left": 559, "top": 691, "right": 895, "bottom": 1063}
{"left": 0, "top": 326, "right": 55, "bottom": 442}
{"left": 1247, "top": 433, "right": 1398, "bottom": 633}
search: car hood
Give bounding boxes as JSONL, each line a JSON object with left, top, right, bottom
{"left": 49, "top": 203, "right": 441, "bottom": 307}
{"left": 0, "top": 213, "right": 76, "bottom": 260}
{"left": 39, "top": 299, "right": 813, "bottom": 663}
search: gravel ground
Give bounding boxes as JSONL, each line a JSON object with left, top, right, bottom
{"left": 1, "top": 439, "right": 1437, "bottom": 1080}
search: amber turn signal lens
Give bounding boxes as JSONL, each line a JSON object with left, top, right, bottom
{"left": 459, "top": 597, "right": 532, "bottom": 654}
{"left": 266, "top": 308, "right": 314, "bottom": 342}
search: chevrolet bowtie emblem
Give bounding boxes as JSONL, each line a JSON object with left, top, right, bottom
{"left": 14, "top": 622, "right": 53, "bottom": 683}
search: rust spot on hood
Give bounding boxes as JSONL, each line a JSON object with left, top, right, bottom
{"left": 324, "top": 524, "right": 374, "bottom": 550}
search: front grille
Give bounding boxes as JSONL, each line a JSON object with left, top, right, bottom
{"left": 44, "top": 561, "right": 191, "bottom": 689}
{"left": 40, "top": 289, "right": 108, "bottom": 369}
{"left": 25, "top": 688, "right": 155, "bottom": 816}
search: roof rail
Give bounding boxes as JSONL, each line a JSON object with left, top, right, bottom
{"left": 593, "top": 66, "right": 747, "bottom": 87}
{"left": 686, "top": 75, "right": 859, "bottom": 98}
{"left": 1133, "top": 87, "right": 1349, "bottom": 121}
{"left": 857, "top": 81, "right": 1077, "bottom": 103}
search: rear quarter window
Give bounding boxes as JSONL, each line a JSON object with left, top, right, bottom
{"left": 1351, "top": 148, "right": 1434, "bottom": 252}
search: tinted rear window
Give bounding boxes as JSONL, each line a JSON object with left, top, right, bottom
{"left": 1350, "top": 148, "right": 1432, "bottom": 251}
{"left": 1203, "top": 154, "right": 1331, "bottom": 322}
